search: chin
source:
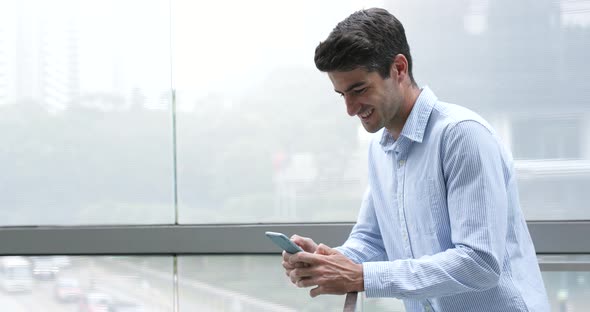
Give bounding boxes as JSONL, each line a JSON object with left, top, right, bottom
{"left": 362, "top": 124, "right": 382, "bottom": 133}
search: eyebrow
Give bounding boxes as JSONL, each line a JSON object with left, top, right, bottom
{"left": 335, "top": 81, "right": 366, "bottom": 94}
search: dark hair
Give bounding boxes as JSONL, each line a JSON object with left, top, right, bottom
{"left": 314, "top": 8, "right": 415, "bottom": 83}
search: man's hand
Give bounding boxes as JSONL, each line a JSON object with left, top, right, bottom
{"left": 289, "top": 244, "right": 364, "bottom": 297}
{"left": 282, "top": 235, "right": 318, "bottom": 279}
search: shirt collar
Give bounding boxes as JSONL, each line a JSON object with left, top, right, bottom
{"left": 379, "top": 86, "right": 437, "bottom": 151}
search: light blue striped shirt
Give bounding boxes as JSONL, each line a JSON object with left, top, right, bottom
{"left": 336, "top": 87, "right": 549, "bottom": 312}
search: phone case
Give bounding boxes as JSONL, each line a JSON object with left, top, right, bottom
{"left": 265, "top": 231, "right": 303, "bottom": 253}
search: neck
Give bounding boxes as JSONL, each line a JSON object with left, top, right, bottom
{"left": 386, "top": 84, "right": 421, "bottom": 140}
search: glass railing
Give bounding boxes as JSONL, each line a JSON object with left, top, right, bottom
{"left": 0, "top": 254, "right": 587, "bottom": 311}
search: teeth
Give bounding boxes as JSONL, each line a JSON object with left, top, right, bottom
{"left": 360, "top": 108, "right": 373, "bottom": 118}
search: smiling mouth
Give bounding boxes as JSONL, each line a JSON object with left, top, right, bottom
{"left": 359, "top": 108, "right": 374, "bottom": 120}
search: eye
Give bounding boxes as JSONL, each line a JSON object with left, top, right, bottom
{"left": 353, "top": 87, "right": 367, "bottom": 95}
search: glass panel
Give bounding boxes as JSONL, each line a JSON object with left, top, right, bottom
{"left": 359, "top": 296, "right": 407, "bottom": 312}
{"left": 174, "top": 0, "right": 590, "bottom": 223}
{"left": 178, "top": 255, "right": 375, "bottom": 311}
{"left": 2, "top": 253, "right": 580, "bottom": 311}
{"left": 381, "top": 1, "right": 590, "bottom": 220}
{"left": 0, "top": 256, "right": 173, "bottom": 311}
{"left": 0, "top": 0, "right": 174, "bottom": 225}
{"left": 180, "top": 255, "right": 590, "bottom": 312}
{"left": 543, "top": 270, "right": 590, "bottom": 312}
{"left": 172, "top": 0, "right": 384, "bottom": 224}
{"left": 539, "top": 255, "right": 590, "bottom": 312}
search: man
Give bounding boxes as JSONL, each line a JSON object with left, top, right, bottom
{"left": 282, "top": 8, "right": 549, "bottom": 312}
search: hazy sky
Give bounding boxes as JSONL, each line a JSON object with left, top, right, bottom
{"left": 1, "top": 0, "right": 589, "bottom": 110}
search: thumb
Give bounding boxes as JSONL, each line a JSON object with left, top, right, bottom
{"left": 291, "top": 235, "right": 318, "bottom": 253}
{"left": 315, "top": 243, "right": 337, "bottom": 255}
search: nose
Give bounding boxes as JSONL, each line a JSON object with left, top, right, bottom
{"left": 345, "top": 95, "right": 360, "bottom": 117}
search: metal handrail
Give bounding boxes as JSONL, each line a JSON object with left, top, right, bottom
{"left": 343, "top": 292, "right": 358, "bottom": 312}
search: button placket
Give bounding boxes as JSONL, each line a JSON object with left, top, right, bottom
{"left": 423, "top": 301, "right": 434, "bottom": 312}
{"left": 395, "top": 152, "right": 412, "bottom": 258}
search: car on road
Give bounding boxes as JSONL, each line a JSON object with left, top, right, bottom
{"left": 54, "top": 277, "right": 82, "bottom": 302}
{"left": 78, "top": 292, "right": 112, "bottom": 312}
{"left": 108, "top": 301, "right": 145, "bottom": 312}
{"left": 30, "top": 256, "right": 59, "bottom": 280}
{"left": 0, "top": 256, "right": 33, "bottom": 292}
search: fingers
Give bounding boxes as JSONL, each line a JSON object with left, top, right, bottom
{"left": 282, "top": 259, "right": 307, "bottom": 272}
{"left": 283, "top": 250, "right": 309, "bottom": 280}
{"left": 289, "top": 267, "right": 316, "bottom": 286}
{"left": 289, "top": 251, "right": 322, "bottom": 266}
{"left": 310, "top": 286, "right": 323, "bottom": 298}
{"left": 281, "top": 243, "right": 357, "bottom": 298}
{"left": 309, "top": 285, "right": 344, "bottom": 298}
{"left": 284, "top": 265, "right": 293, "bottom": 278}
{"left": 295, "top": 275, "right": 320, "bottom": 288}
{"left": 284, "top": 262, "right": 300, "bottom": 280}
{"left": 280, "top": 235, "right": 325, "bottom": 292}
{"left": 283, "top": 251, "right": 309, "bottom": 268}
{"left": 291, "top": 235, "right": 318, "bottom": 253}
{"left": 310, "top": 286, "right": 321, "bottom": 298}
{"left": 290, "top": 271, "right": 343, "bottom": 297}
{"left": 289, "top": 244, "right": 339, "bottom": 266}
{"left": 289, "top": 266, "right": 314, "bottom": 280}
{"left": 315, "top": 243, "right": 337, "bottom": 255}
{"left": 282, "top": 251, "right": 294, "bottom": 265}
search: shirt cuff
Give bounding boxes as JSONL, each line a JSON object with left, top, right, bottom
{"left": 363, "top": 261, "right": 397, "bottom": 298}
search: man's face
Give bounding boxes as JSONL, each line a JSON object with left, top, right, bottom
{"left": 329, "top": 67, "right": 403, "bottom": 133}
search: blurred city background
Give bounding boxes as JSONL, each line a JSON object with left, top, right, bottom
{"left": 0, "top": 0, "right": 589, "bottom": 310}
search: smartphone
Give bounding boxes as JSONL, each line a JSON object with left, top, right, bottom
{"left": 265, "top": 231, "right": 303, "bottom": 254}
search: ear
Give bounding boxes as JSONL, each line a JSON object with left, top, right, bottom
{"left": 389, "top": 54, "right": 409, "bottom": 83}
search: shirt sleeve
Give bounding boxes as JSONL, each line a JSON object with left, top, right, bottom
{"left": 335, "top": 186, "right": 388, "bottom": 263}
{"left": 364, "top": 120, "right": 508, "bottom": 299}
